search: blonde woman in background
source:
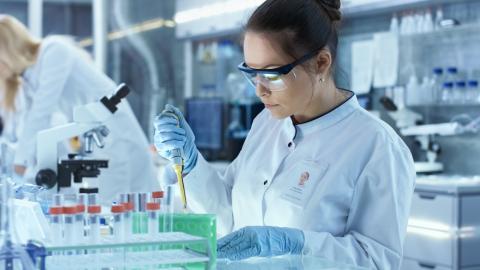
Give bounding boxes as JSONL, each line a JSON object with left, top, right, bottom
{"left": 0, "top": 15, "right": 159, "bottom": 204}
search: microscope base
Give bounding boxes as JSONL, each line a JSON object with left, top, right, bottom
{"left": 415, "top": 162, "right": 444, "bottom": 174}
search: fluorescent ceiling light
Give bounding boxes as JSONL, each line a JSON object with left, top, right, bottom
{"left": 78, "top": 18, "right": 176, "bottom": 47}
{"left": 174, "top": 0, "right": 266, "bottom": 24}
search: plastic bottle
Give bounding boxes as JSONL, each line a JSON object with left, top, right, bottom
{"left": 440, "top": 82, "right": 454, "bottom": 104}
{"left": 390, "top": 13, "right": 399, "bottom": 34}
{"left": 415, "top": 12, "right": 424, "bottom": 34}
{"left": 446, "top": 67, "right": 458, "bottom": 81}
{"left": 423, "top": 9, "right": 434, "bottom": 33}
{"left": 455, "top": 81, "right": 467, "bottom": 104}
{"left": 420, "top": 76, "right": 431, "bottom": 104}
{"left": 468, "top": 80, "right": 479, "bottom": 104}
{"left": 435, "top": 8, "right": 444, "bottom": 31}
{"left": 431, "top": 68, "right": 444, "bottom": 104}
{"left": 49, "top": 206, "right": 63, "bottom": 245}
{"left": 406, "top": 75, "right": 419, "bottom": 105}
{"left": 111, "top": 204, "right": 126, "bottom": 243}
{"left": 405, "top": 13, "right": 414, "bottom": 35}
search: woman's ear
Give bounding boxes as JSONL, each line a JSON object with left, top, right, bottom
{"left": 315, "top": 49, "right": 332, "bottom": 76}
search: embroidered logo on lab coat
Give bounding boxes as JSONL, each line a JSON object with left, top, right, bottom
{"left": 298, "top": 171, "right": 310, "bottom": 187}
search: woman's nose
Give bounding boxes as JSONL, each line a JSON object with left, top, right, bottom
{"left": 255, "top": 78, "right": 270, "bottom": 97}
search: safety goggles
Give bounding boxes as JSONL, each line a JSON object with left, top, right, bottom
{"left": 237, "top": 50, "right": 318, "bottom": 91}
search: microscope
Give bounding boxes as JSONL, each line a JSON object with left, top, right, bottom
{"left": 380, "top": 96, "right": 461, "bottom": 174}
{"left": 34, "top": 84, "right": 130, "bottom": 193}
{"left": 400, "top": 122, "right": 460, "bottom": 174}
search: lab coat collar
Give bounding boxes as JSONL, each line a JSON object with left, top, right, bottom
{"left": 283, "top": 90, "right": 359, "bottom": 136}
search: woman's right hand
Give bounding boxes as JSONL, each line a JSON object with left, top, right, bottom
{"left": 154, "top": 105, "right": 198, "bottom": 174}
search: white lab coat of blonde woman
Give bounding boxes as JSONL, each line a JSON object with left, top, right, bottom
{"left": 0, "top": 16, "right": 158, "bottom": 204}
{"left": 0, "top": 15, "right": 158, "bottom": 204}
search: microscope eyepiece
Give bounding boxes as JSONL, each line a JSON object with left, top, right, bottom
{"left": 101, "top": 83, "right": 131, "bottom": 113}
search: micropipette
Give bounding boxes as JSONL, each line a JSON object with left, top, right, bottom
{"left": 161, "top": 111, "right": 188, "bottom": 211}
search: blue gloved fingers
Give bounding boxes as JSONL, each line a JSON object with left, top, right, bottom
{"left": 220, "top": 238, "right": 256, "bottom": 257}
{"left": 234, "top": 246, "right": 261, "bottom": 260}
{"left": 155, "top": 104, "right": 198, "bottom": 174}
{"left": 155, "top": 140, "right": 185, "bottom": 152}
{"left": 218, "top": 230, "right": 254, "bottom": 253}
{"left": 154, "top": 116, "right": 181, "bottom": 129}
{"left": 217, "top": 229, "right": 244, "bottom": 250}
{"left": 217, "top": 245, "right": 260, "bottom": 261}
{"left": 165, "top": 104, "right": 185, "bottom": 121}
{"left": 155, "top": 126, "right": 186, "bottom": 137}
{"left": 154, "top": 131, "right": 185, "bottom": 144}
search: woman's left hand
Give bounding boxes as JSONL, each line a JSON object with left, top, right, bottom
{"left": 217, "top": 226, "right": 305, "bottom": 261}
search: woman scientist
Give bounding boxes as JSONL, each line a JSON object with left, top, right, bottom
{"left": 0, "top": 15, "right": 158, "bottom": 204}
{"left": 154, "top": 0, "right": 415, "bottom": 269}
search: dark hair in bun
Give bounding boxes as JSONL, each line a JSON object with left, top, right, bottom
{"left": 246, "top": 0, "right": 342, "bottom": 69}
{"left": 315, "top": 0, "right": 342, "bottom": 21}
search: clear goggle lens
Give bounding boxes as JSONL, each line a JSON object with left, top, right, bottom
{"left": 242, "top": 72, "right": 290, "bottom": 91}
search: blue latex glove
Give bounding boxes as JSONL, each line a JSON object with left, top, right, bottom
{"left": 217, "top": 226, "right": 305, "bottom": 261}
{"left": 154, "top": 104, "right": 198, "bottom": 174}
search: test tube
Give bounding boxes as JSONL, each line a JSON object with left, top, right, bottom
{"left": 164, "top": 185, "right": 175, "bottom": 232}
{"left": 53, "top": 194, "right": 64, "bottom": 206}
{"left": 123, "top": 202, "right": 133, "bottom": 242}
{"left": 131, "top": 193, "right": 147, "bottom": 234}
{"left": 74, "top": 205, "right": 85, "bottom": 244}
{"left": 87, "top": 205, "right": 101, "bottom": 244}
{"left": 87, "top": 193, "right": 98, "bottom": 206}
{"left": 77, "top": 194, "right": 87, "bottom": 209}
{"left": 119, "top": 194, "right": 133, "bottom": 240}
{"left": 111, "top": 204, "right": 126, "bottom": 243}
{"left": 146, "top": 202, "right": 160, "bottom": 237}
{"left": 152, "top": 191, "right": 164, "bottom": 233}
{"left": 62, "top": 205, "right": 79, "bottom": 245}
{"left": 49, "top": 206, "right": 64, "bottom": 245}
{"left": 151, "top": 191, "right": 164, "bottom": 205}
{"left": 77, "top": 194, "right": 87, "bottom": 243}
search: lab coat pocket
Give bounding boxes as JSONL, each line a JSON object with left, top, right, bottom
{"left": 280, "top": 160, "right": 328, "bottom": 209}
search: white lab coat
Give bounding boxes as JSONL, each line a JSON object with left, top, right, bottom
{"left": 184, "top": 93, "right": 416, "bottom": 270}
{"left": 15, "top": 36, "right": 158, "bottom": 204}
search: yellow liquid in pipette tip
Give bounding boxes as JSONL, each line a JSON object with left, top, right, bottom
{"left": 173, "top": 164, "right": 187, "bottom": 212}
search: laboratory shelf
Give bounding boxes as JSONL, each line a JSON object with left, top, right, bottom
{"left": 342, "top": 0, "right": 477, "bottom": 19}
{"left": 400, "top": 23, "right": 480, "bottom": 45}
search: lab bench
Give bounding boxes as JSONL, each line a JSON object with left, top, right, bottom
{"left": 402, "top": 176, "right": 480, "bottom": 270}
{"left": 217, "top": 255, "right": 369, "bottom": 270}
